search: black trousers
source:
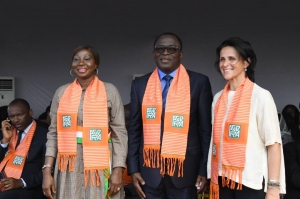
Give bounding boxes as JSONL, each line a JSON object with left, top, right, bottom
{"left": 0, "top": 187, "right": 46, "bottom": 199}
{"left": 143, "top": 175, "right": 197, "bottom": 199}
{"left": 219, "top": 177, "right": 265, "bottom": 199}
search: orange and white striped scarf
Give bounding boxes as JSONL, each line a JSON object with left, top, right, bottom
{"left": 57, "top": 76, "right": 109, "bottom": 187}
{"left": 0, "top": 121, "right": 36, "bottom": 179}
{"left": 142, "top": 64, "right": 190, "bottom": 177}
{"left": 210, "top": 77, "right": 254, "bottom": 199}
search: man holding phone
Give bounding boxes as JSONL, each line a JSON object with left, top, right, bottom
{"left": 0, "top": 98, "right": 48, "bottom": 199}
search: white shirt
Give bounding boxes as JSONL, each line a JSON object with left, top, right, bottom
{"left": 0, "top": 121, "right": 34, "bottom": 188}
{"left": 207, "top": 84, "right": 286, "bottom": 193}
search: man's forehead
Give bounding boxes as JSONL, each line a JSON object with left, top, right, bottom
{"left": 8, "top": 103, "right": 26, "bottom": 112}
{"left": 155, "top": 35, "right": 180, "bottom": 45}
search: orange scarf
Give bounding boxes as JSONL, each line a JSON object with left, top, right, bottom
{"left": 0, "top": 121, "right": 36, "bottom": 179}
{"left": 142, "top": 64, "right": 190, "bottom": 177}
{"left": 210, "top": 78, "right": 254, "bottom": 199}
{"left": 57, "top": 76, "right": 109, "bottom": 187}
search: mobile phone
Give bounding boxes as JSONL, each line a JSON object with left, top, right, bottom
{"left": 0, "top": 172, "right": 5, "bottom": 192}
{"left": 0, "top": 171, "right": 6, "bottom": 180}
{"left": 5, "top": 119, "right": 13, "bottom": 130}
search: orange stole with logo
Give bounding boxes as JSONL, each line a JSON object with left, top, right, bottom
{"left": 142, "top": 64, "right": 190, "bottom": 177}
{"left": 0, "top": 121, "right": 36, "bottom": 179}
{"left": 57, "top": 76, "right": 109, "bottom": 187}
{"left": 210, "top": 78, "right": 254, "bottom": 199}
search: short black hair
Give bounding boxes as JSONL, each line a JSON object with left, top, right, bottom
{"left": 9, "top": 98, "right": 30, "bottom": 111}
{"left": 153, "top": 32, "right": 183, "bottom": 51}
{"left": 38, "top": 112, "right": 48, "bottom": 120}
{"left": 282, "top": 104, "right": 300, "bottom": 128}
{"left": 215, "top": 37, "right": 257, "bottom": 82}
{"left": 72, "top": 45, "right": 100, "bottom": 67}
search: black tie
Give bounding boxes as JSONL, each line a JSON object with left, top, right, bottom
{"left": 16, "top": 131, "right": 24, "bottom": 149}
{"left": 162, "top": 75, "right": 173, "bottom": 112}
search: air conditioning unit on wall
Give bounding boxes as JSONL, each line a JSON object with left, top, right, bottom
{"left": 0, "top": 77, "right": 15, "bottom": 107}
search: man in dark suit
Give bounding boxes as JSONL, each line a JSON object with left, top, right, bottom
{"left": 0, "top": 98, "right": 47, "bottom": 199}
{"left": 128, "top": 32, "right": 213, "bottom": 199}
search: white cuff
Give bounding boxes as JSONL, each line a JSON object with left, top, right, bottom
{"left": 0, "top": 141, "right": 9, "bottom": 148}
{"left": 20, "top": 178, "right": 27, "bottom": 188}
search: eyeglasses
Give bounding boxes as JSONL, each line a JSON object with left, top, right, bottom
{"left": 154, "top": 46, "right": 181, "bottom": 54}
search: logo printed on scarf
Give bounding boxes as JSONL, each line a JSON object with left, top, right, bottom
{"left": 146, "top": 107, "right": 156, "bottom": 119}
{"left": 62, "top": 115, "right": 71, "bottom": 127}
{"left": 12, "top": 156, "right": 24, "bottom": 166}
{"left": 5, "top": 150, "right": 10, "bottom": 157}
{"left": 90, "top": 129, "right": 102, "bottom": 141}
{"left": 172, "top": 115, "right": 184, "bottom": 128}
{"left": 229, "top": 124, "right": 241, "bottom": 138}
{"left": 212, "top": 144, "right": 217, "bottom": 157}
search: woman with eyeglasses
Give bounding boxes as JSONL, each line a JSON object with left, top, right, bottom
{"left": 207, "top": 37, "right": 286, "bottom": 199}
{"left": 42, "top": 45, "right": 127, "bottom": 199}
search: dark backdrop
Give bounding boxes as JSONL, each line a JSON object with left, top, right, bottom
{"left": 1, "top": 0, "right": 299, "bottom": 117}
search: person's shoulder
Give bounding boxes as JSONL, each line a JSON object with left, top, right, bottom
{"left": 102, "top": 82, "right": 120, "bottom": 96}
{"left": 186, "top": 70, "right": 209, "bottom": 80}
{"left": 252, "top": 84, "right": 273, "bottom": 101}
{"left": 103, "top": 82, "right": 117, "bottom": 90}
{"left": 55, "top": 83, "right": 71, "bottom": 95}
{"left": 35, "top": 120, "right": 48, "bottom": 131}
{"left": 35, "top": 120, "right": 49, "bottom": 130}
{"left": 213, "top": 90, "right": 223, "bottom": 101}
{"left": 132, "top": 72, "right": 152, "bottom": 84}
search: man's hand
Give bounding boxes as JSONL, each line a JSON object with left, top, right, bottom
{"left": 42, "top": 171, "right": 56, "bottom": 199}
{"left": 195, "top": 175, "right": 208, "bottom": 194}
{"left": 109, "top": 167, "right": 123, "bottom": 196}
{"left": 1, "top": 120, "right": 13, "bottom": 144}
{"left": 131, "top": 172, "right": 146, "bottom": 199}
{"left": 1, "top": 177, "right": 23, "bottom": 190}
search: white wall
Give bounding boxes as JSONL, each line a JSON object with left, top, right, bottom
{"left": 1, "top": 0, "right": 299, "bottom": 117}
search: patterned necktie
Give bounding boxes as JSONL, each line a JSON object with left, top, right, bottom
{"left": 162, "top": 74, "right": 173, "bottom": 111}
{"left": 16, "top": 131, "right": 24, "bottom": 148}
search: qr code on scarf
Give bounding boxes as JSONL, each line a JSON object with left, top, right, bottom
{"left": 13, "top": 156, "right": 24, "bottom": 166}
{"left": 63, "top": 115, "right": 71, "bottom": 127}
{"left": 90, "top": 129, "right": 102, "bottom": 141}
{"left": 146, "top": 107, "right": 156, "bottom": 119}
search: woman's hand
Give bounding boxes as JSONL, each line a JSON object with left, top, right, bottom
{"left": 108, "top": 167, "right": 123, "bottom": 196}
{"left": 42, "top": 169, "right": 56, "bottom": 199}
{"left": 265, "top": 188, "right": 280, "bottom": 199}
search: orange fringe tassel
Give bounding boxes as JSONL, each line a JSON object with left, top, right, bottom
{"left": 210, "top": 182, "right": 219, "bottom": 199}
{"left": 221, "top": 167, "right": 243, "bottom": 190}
{"left": 84, "top": 169, "right": 102, "bottom": 187}
{"left": 143, "top": 147, "right": 160, "bottom": 168}
{"left": 160, "top": 157, "right": 184, "bottom": 177}
{"left": 58, "top": 154, "right": 76, "bottom": 172}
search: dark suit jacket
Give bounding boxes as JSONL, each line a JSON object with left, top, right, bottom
{"left": 0, "top": 120, "right": 48, "bottom": 198}
{"left": 128, "top": 70, "right": 213, "bottom": 188}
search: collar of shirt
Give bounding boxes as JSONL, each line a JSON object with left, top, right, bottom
{"left": 158, "top": 68, "right": 178, "bottom": 91}
{"left": 17, "top": 120, "right": 34, "bottom": 136}
{"left": 158, "top": 68, "right": 178, "bottom": 81}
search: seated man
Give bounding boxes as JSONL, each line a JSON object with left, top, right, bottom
{"left": 0, "top": 98, "right": 48, "bottom": 199}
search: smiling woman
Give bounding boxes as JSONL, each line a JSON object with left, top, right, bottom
{"left": 42, "top": 45, "right": 128, "bottom": 199}
{"left": 208, "top": 37, "right": 286, "bottom": 199}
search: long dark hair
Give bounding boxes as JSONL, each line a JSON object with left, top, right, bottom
{"left": 215, "top": 37, "right": 257, "bottom": 82}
